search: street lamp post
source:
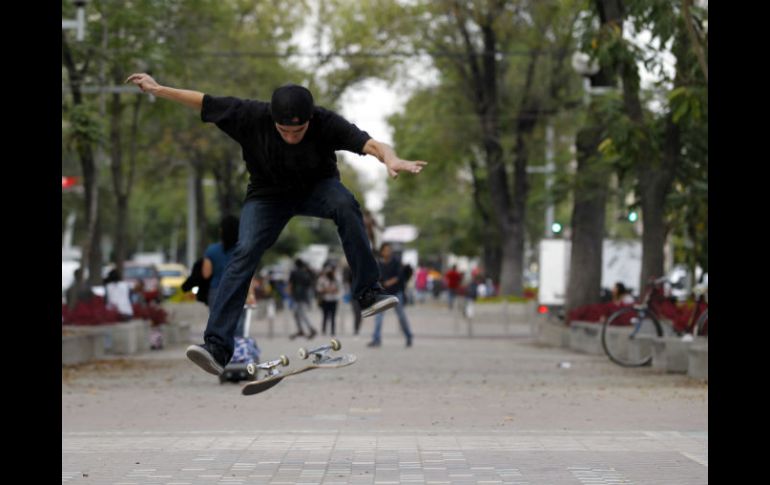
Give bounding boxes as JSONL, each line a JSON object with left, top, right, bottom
{"left": 62, "top": 0, "right": 87, "bottom": 42}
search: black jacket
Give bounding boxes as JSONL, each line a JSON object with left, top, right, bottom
{"left": 181, "top": 258, "right": 211, "bottom": 306}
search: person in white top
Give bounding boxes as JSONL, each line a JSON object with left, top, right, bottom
{"left": 612, "top": 282, "right": 636, "bottom": 305}
{"left": 316, "top": 263, "right": 342, "bottom": 336}
{"left": 104, "top": 269, "right": 134, "bottom": 321}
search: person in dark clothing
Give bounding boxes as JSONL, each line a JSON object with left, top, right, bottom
{"left": 401, "top": 263, "right": 414, "bottom": 305}
{"left": 66, "top": 268, "right": 94, "bottom": 311}
{"left": 203, "top": 216, "right": 240, "bottom": 308}
{"left": 288, "top": 258, "right": 317, "bottom": 340}
{"left": 181, "top": 259, "right": 211, "bottom": 305}
{"left": 367, "top": 243, "right": 414, "bottom": 348}
{"left": 343, "top": 264, "right": 363, "bottom": 335}
{"left": 126, "top": 72, "right": 427, "bottom": 375}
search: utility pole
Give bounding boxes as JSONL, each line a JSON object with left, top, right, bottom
{"left": 187, "top": 171, "right": 197, "bottom": 269}
{"left": 544, "top": 123, "right": 555, "bottom": 237}
{"left": 526, "top": 122, "right": 557, "bottom": 237}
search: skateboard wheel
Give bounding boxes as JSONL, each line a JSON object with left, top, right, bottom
{"left": 246, "top": 363, "right": 256, "bottom": 375}
{"left": 330, "top": 338, "right": 341, "bottom": 351}
{"left": 280, "top": 355, "right": 290, "bottom": 366}
{"left": 298, "top": 347, "right": 308, "bottom": 360}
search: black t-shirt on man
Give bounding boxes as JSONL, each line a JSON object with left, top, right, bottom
{"left": 201, "top": 94, "right": 372, "bottom": 199}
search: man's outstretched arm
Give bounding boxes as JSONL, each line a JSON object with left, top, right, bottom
{"left": 363, "top": 139, "right": 427, "bottom": 179}
{"left": 125, "top": 73, "right": 204, "bottom": 110}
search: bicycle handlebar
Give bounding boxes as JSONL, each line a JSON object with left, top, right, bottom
{"left": 647, "top": 276, "right": 669, "bottom": 286}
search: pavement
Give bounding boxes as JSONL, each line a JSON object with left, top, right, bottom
{"left": 62, "top": 300, "right": 707, "bottom": 484}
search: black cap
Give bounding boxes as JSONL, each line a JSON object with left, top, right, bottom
{"left": 270, "top": 84, "right": 314, "bottom": 126}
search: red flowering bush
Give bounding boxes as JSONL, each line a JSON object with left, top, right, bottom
{"left": 62, "top": 297, "right": 168, "bottom": 326}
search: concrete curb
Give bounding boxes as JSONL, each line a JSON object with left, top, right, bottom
{"left": 652, "top": 336, "right": 706, "bottom": 373}
{"left": 687, "top": 340, "right": 708, "bottom": 381}
{"left": 62, "top": 332, "right": 103, "bottom": 365}
{"left": 536, "top": 319, "right": 570, "bottom": 348}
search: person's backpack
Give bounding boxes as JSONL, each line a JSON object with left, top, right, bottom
{"left": 230, "top": 337, "right": 260, "bottom": 364}
{"left": 181, "top": 258, "right": 211, "bottom": 305}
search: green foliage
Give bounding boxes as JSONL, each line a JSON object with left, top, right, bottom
{"left": 61, "top": 0, "right": 707, "bottom": 278}
{"left": 65, "top": 104, "right": 105, "bottom": 149}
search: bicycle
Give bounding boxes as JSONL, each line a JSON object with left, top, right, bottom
{"left": 694, "top": 308, "right": 708, "bottom": 336}
{"left": 601, "top": 276, "right": 708, "bottom": 367}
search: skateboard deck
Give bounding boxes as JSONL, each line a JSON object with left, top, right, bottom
{"left": 241, "top": 339, "right": 356, "bottom": 396}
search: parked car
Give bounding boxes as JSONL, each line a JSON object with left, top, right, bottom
{"left": 157, "top": 263, "right": 188, "bottom": 299}
{"left": 123, "top": 262, "right": 162, "bottom": 302}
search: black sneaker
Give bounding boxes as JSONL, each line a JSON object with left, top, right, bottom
{"left": 359, "top": 286, "right": 399, "bottom": 318}
{"left": 366, "top": 340, "right": 381, "bottom": 347}
{"left": 185, "top": 343, "right": 227, "bottom": 375}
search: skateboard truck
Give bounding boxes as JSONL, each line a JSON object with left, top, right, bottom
{"left": 297, "top": 338, "right": 341, "bottom": 364}
{"left": 246, "top": 354, "right": 289, "bottom": 378}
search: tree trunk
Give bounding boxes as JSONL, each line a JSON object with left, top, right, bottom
{"left": 467, "top": 151, "right": 501, "bottom": 285}
{"left": 638, "top": 119, "right": 677, "bottom": 290}
{"left": 565, "top": 0, "right": 624, "bottom": 314}
{"left": 450, "top": 4, "right": 521, "bottom": 294}
{"left": 566, "top": 122, "right": 610, "bottom": 313}
{"left": 499, "top": 221, "right": 525, "bottom": 296}
{"left": 484, "top": 133, "right": 517, "bottom": 293}
{"left": 504, "top": 105, "right": 537, "bottom": 296}
{"left": 213, "top": 147, "right": 241, "bottom": 218}
{"left": 62, "top": 32, "right": 102, "bottom": 285}
{"left": 111, "top": 86, "right": 142, "bottom": 273}
{"left": 478, "top": 21, "right": 520, "bottom": 295}
{"left": 109, "top": 90, "right": 126, "bottom": 272}
{"left": 633, "top": 23, "right": 691, "bottom": 291}
{"left": 483, "top": 241, "right": 502, "bottom": 285}
{"left": 501, "top": 36, "right": 539, "bottom": 295}
{"left": 82, "top": 156, "right": 103, "bottom": 286}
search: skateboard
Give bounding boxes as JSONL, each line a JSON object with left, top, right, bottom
{"left": 241, "top": 338, "right": 357, "bottom": 396}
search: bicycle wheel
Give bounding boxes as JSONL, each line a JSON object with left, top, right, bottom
{"left": 601, "top": 306, "right": 664, "bottom": 367}
{"left": 694, "top": 309, "right": 708, "bottom": 337}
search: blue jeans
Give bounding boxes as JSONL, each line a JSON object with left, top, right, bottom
{"left": 372, "top": 291, "right": 413, "bottom": 344}
{"left": 292, "top": 299, "right": 315, "bottom": 334}
{"left": 204, "top": 178, "right": 380, "bottom": 359}
{"left": 448, "top": 289, "right": 457, "bottom": 309}
{"left": 210, "top": 286, "right": 247, "bottom": 337}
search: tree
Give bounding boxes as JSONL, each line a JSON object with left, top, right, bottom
{"left": 62, "top": 2, "right": 104, "bottom": 285}
{"left": 398, "top": 0, "right": 583, "bottom": 294}
{"left": 566, "top": 0, "right": 624, "bottom": 314}
{"left": 91, "top": 0, "right": 179, "bottom": 272}
{"left": 575, "top": 0, "right": 707, "bottom": 293}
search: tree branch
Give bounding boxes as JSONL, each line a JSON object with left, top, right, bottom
{"left": 682, "top": 0, "right": 708, "bottom": 83}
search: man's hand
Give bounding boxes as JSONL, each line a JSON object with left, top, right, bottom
{"left": 363, "top": 139, "right": 428, "bottom": 179}
{"left": 124, "top": 73, "right": 204, "bottom": 110}
{"left": 125, "top": 73, "right": 160, "bottom": 94}
{"left": 384, "top": 157, "right": 427, "bottom": 179}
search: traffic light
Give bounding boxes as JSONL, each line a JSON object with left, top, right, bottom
{"left": 628, "top": 211, "right": 638, "bottom": 223}
{"left": 551, "top": 222, "right": 562, "bottom": 234}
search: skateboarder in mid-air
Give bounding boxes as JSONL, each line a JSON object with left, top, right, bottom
{"left": 126, "top": 72, "right": 428, "bottom": 375}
